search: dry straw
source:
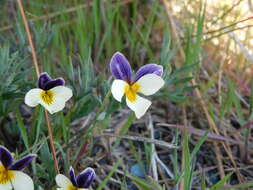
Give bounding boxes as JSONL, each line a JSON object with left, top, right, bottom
{"left": 17, "top": 0, "right": 60, "bottom": 174}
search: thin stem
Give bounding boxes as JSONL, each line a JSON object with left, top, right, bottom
{"left": 17, "top": 0, "right": 40, "bottom": 77}
{"left": 45, "top": 110, "right": 60, "bottom": 173}
{"left": 17, "top": 0, "right": 59, "bottom": 174}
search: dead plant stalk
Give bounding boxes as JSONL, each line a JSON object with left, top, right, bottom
{"left": 17, "top": 0, "right": 60, "bottom": 174}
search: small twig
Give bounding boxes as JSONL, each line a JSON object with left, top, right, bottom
{"left": 1, "top": 0, "right": 134, "bottom": 32}
{"left": 148, "top": 114, "right": 174, "bottom": 185}
{"left": 1, "top": 3, "right": 91, "bottom": 32}
{"left": 148, "top": 114, "right": 158, "bottom": 181}
{"left": 159, "top": 123, "right": 242, "bottom": 145}
{"left": 204, "top": 16, "right": 253, "bottom": 35}
{"left": 100, "top": 133, "right": 178, "bottom": 149}
{"left": 210, "top": 0, "right": 244, "bottom": 25}
{"left": 204, "top": 24, "right": 253, "bottom": 41}
{"left": 17, "top": 0, "right": 59, "bottom": 174}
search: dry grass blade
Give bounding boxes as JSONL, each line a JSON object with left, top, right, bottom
{"left": 100, "top": 133, "right": 178, "bottom": 149}
{"left": 159, "top": 123, "right": 242, "bottom": 145}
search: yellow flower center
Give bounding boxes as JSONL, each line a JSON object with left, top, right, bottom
{"left": 40, "top": 90, "right": 54, "bottom": 105}
{"left": 67, "top": 185, "right": 80, "bottom": 190}
{"left": 125, "top": 83, "right": 140, "bottom": 102}
{"left": 0, "top": 165, "right": 14, "bottom": 184}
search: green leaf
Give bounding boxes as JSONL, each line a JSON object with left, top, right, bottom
{"left": 210, "top": 172, "right": 233, "bottom": 190}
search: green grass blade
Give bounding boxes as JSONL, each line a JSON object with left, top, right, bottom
{"left": 210, "top": 172, "right": 233, "bottom": 190}
{"left": 16, "top": 110, "right": 29, "bottom": 150}
{"left": 190, "top": 131, "right": 208, "bottom": 160}
{"left": 97, "top": 158, "right": 122, "bottom": 190}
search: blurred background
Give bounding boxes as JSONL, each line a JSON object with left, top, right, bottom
{"left": 0, "top": 0, "right": 253, "bottom": 189}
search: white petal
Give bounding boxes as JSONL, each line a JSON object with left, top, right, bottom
{"left": 136, "top": 74, "right": 164, "bottom": 96}
{"left": 0, "top": 180, "right": 12, "bottom": 190}
{"left": 126, "top": 95, "right": 151, "bottom": 119}
{"left": 39, "top": 86, "right": 73, "bottom": 114}
{"left": 25, "top": 89, "right": 42, "bottom": 107}
{"left": 111, "top": 80, "right": 128, "bottom": 102}
{"left": 11, "top": 171, "right": 34, "bottom": 190}
{"left": 55, "top": 174, "right": 72, "bottom": 188}
{"left": 50, "top": 86, "right": 73, "bottom": 101}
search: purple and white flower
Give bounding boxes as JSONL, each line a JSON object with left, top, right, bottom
{"left": 56, "top": 167, "right": 95, "bottom": 190}
{"left": 0, "top": 145, "right": 36, "bottom": 190}
{"left": 110, "top": 52, "right": 165, "bottom": 118}
{"left": 25, "top": 72, "right": 73, "bottom": 114}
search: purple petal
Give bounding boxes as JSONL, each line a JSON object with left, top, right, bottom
{"left": 43, "top": 78, "right": 65, "bottom": 90}
{"left": 0, "top": 146, "right": 13, "bottom": 168}
{"left": 133, "top": 64, "right": 163, "bottom": 82}
{"left": 9, "top": 154, "right": 36, "bottom": 170}
{"left": 110, "top": 52, "right": 132, "bottom": 82}
{"left": 76, "top": 168, "right": 96, "bottom": 188}
{"left": 38, "top": 72, "right": 52, "bottom": 89}
{"left": 69, "top": 167, "right": 77, "bottom": 186}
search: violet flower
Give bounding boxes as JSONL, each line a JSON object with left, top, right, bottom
{"left": 25, "top": 72, "right": 73, "bottom": 114}
{"left": 110, "top": 52, "right": 164, "bottom": 118}
{"left": 0, "top": 145, "right": 36, "bottom": 190}
{"left": 56, "top": 167, "right": 95, "bottom": 190}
